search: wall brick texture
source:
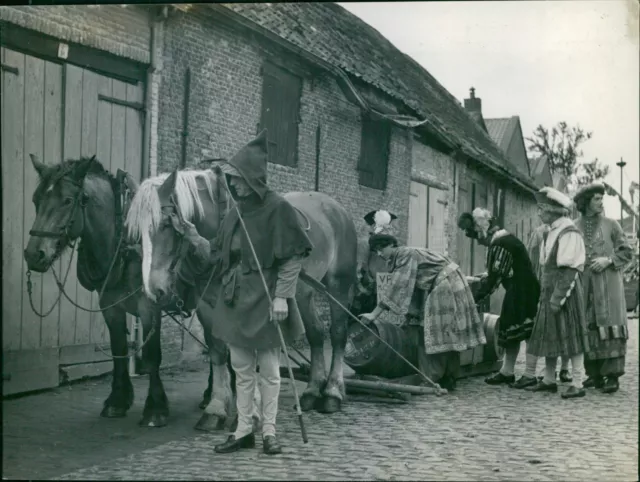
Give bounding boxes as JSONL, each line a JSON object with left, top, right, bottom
{"left": 157, "top": 9, "right": 412, "bottom": 245}
{"left": 155, "top": 9, "right": 413, "bottom": 334}
{"left": 0, "top": 5, "right": 151, "bottom": 63}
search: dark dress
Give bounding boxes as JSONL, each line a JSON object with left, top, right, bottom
{"left": 474, "top": 230, "right": 540, "bottom": 348}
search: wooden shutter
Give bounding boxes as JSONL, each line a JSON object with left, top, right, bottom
{"left": 260, "top": 62, "right": 301, "bottom": 167}
{"left": 358, "top": 116, "right": 390, "bottom": 190}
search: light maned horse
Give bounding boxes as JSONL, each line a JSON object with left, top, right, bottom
{"left": 125, "top": 167, "right": 358, "bottom": 421}
{"left": 22, "top": 155, "right": 200, "bottom": 428}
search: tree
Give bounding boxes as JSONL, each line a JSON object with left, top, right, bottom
{"left": 575, "top": 158, "right": 610, "bottom": 187}
{"left": 525, "top": 122, "right": 592, "bottom": 179}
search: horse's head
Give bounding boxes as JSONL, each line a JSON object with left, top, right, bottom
{"left": 125, "top": 167, "right": 228, "bottom": 305}
{"left": 24, "top": 155, "right": 97, "bottom": 272}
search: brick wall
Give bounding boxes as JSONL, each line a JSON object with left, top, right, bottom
{"left": 158, "top": 10, "right": 411, "bottom": 238}
{"left": 0, "top": 5, "right": 150, "bottom": 63}
{"left": 156, "top": 9, "right": 413, "bottom": 335}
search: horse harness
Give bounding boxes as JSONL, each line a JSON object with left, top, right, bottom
{"left": 161, "top": 172, "right": 230, "bottom": 310}
{"left": 26, "top": 169, "right": 141, "bottom": 317}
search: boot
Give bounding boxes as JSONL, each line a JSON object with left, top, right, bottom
{"left": 559, "top": 369, "right": 573, "bottom": 383}
{"left": 561, "top": 385, "right": 586, "bottom": 399}
{"left": 263, "top": 435, "right": 282, "bottom": 455}
{"left": 602, "top": 377, "right": 620, "bottom": 394}
{"left": 525, "top": 381, "right": 558, "bottom": 393}
{"left": 214, "top": 433, "right": 256, "bottom": 454}
{"left": 583, "top": 376, "right": 604, "bottom": 389}
{"left": 510, "top": 375, "right": 537, "bottom": 389}
{"left": 485, "top": 372, "right": 515, "bottom": 385}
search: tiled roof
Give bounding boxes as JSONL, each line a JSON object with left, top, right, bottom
{"left": 219, "top": 2, "right": 538, "bottom": 193}
{"left": 530, "top": 155, "right": 553, "bottom": 188}
{"left": 485, "top": 117, "right": 516, "bottom": 153}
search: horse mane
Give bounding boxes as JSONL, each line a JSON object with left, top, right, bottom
{"left": 34, "top": 156, "right": 113, "bottom": 201}
{"left": 125, "top": 169, "right": 217, "bottom": 242}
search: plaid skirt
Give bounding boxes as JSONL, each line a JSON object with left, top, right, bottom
{"left": 528, "top": 277, "right": 589, "bottom": 358}
{"left": 422, "top": 263, "right": 486, "bottom": 355}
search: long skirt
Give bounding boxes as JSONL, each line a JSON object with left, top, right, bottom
{"left": 421, "top": 263, "right": 486, "bottom": 355}
{"left": 405, "top": 325, "right": 460, "bottom": 382}
{"left": 527, "top": 281, "right": 590, "bottom": 358}
{"left": 584, "top": 299, "right": 628, "bottom": 378}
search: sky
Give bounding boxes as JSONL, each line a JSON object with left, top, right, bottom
{"left": 339, "top": 0, "right": 639, "bottom": 219}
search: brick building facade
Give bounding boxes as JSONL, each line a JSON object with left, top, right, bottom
{"left": 1, "top": 3, "right": 542, "bottom": 392}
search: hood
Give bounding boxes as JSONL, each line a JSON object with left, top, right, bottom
{"left": 226, "top": 129, "right": 270, "bottom": 200}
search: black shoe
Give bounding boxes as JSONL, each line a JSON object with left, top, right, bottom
{"left": 510, "top": 375, "right": 538, "bottom": 389}
{"left": 214, "top": 433, "right": 256, "bottom": 454}
{"left": 559, "top": 369, "right": 573, "bottom": 383}
{"left": 263, "top": 435, "right": 282, "bottom": 455}
{"left": 525, "top": 381, "right": 558, "bottom": 393}
{"left": 602, "top": 377, "right": 620, "bottom": 394}
{"left": 439, "top": 376, "right": 457, "bottom": 391}
{"left": 561, "top": 385, "right": 586, "bottom": 399}
{"left": 485, "top": 372, "right": 515, "bottom": 385}
{"left": 583, "top": 376, "right": 604, "bottom": 389}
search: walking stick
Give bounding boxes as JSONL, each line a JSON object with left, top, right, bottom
{"left": 215, "top": 167, "right": 308, "bottom": 444}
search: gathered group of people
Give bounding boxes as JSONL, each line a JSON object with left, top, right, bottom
{"left": 172, "top": 130, "right": 632, "bottom": 455}
{"left": 358, "top": 183, "right": 633, "bottom": 400}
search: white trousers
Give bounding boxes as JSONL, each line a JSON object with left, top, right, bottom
{"left": 229, "top": 344, "right": 281, "bottom": 438}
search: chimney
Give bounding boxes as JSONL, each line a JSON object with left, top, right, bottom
{"left": 464, "top": 87, "right": 482, "bottom": 115}
{"left": 464, "top": 87, "right": 487, "bottom": 132}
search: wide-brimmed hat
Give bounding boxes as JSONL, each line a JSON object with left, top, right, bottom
{"left": 535, "top": 187, "right": 572, "bottom": 213}
{"left": 573, "top": 182, "right": 606, "bottom": 205}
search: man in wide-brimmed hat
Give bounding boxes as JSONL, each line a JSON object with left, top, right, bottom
{"left": 457, "top": 207, "right": 540, "bottom": 389}
{"left": 573, "top": 182, "right": 633, "bottom": 394}
{"left": 526, "top": 187, "right": 589, "bottom": 399}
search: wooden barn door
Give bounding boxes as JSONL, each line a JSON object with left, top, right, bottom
{"left": 408, "top": 181, "right": 428, "bottom": 248}
{"left": 456, "top": 177, "right": 473, "bottom": 274}
{"left": 1, "top": 45, "right": 145, "bottom": 395}
{"left": 428, "top": 187, "right": 447, "bottom": 254}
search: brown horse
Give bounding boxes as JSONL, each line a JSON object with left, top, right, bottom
{"left": 124, "top": 166, "right": 358, "bottom": 423}
{"left": 22, "top": 155, "right": 213, "bottom": 428}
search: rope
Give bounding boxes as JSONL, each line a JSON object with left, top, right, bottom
{"left": 26, "top": 241, "right": 76, "bottom": 318}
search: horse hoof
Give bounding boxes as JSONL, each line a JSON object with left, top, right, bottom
{"left": 100, "top": 406, "right": 128, "bottom": 418}
{"left": 194, "top": 413, "right": 226, "bottom": 432}
{"left": 139, "top": 413, "right": 168, "bottom": 428}
{"left": 317, "top": 396, "right": 342, "bottom": 414}
{"left": 299, "top": 393, "right": 318, "bottom": 412}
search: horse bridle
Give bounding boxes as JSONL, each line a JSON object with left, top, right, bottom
{"left": 29, "top": 177, "right": 87, "bottom": 259}
{"left": 161, "top": 172, "right": 230, "bottom": 307}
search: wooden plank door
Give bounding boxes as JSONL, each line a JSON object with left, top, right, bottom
{"left": 456, "top": 177, "right": 473, "bottom": 274}
{"left": 407, "top": 180, "right": 428, "bottom": 248}
{"left": 473, "top": 181, "right": 489, "bottom": 276}
{"left": 428, "top": 186, "right": 447, "bottom": 254}
{"left": 2, "top": 46, "right": 146, "bottom": 392}
{"left": 2, "top": 47, "right": 62, "bottom": 394}
{"left": 57, "top": 66, "right": 145, "bottom": 380}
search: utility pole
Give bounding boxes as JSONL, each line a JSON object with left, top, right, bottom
{"left": 616, "top": 157, "right": 626, "bottom": 224}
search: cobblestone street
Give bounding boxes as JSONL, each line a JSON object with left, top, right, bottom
{"left": 3, "top": 318, "right": 637, "bottom": 481}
